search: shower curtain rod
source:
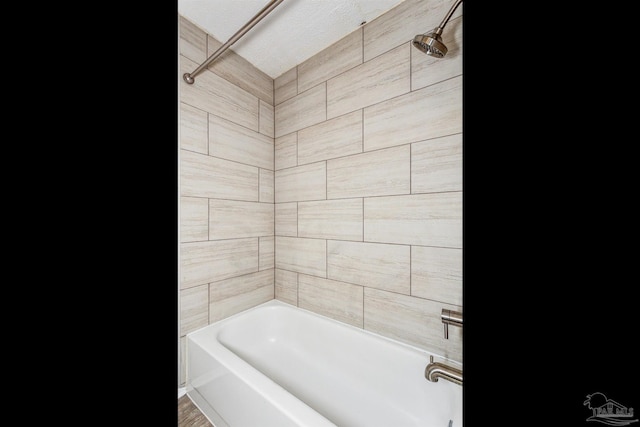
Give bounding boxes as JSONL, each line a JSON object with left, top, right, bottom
{"left": 183, "top": 0, "right": 285, "bottom": 84}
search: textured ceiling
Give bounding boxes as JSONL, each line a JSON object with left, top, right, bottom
{"left": 178, "top": 0, "right": 406, "bottom": 79}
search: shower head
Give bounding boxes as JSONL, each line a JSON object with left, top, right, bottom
{"left": 413, "top": 29, "right": 448, "bottom": 58}
{"left": 413, "top": 0, "right": 462, "bottom": 58}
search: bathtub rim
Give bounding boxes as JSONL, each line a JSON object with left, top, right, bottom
{"left": 187, "top": 298, "right": 462, "bottom": 368}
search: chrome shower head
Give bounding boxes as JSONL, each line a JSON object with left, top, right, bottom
{"left": 413, "top": 0, "right": 462, "bottom": 58}
{"left": 413, "top": 29, "right": 447, "bottom": 58}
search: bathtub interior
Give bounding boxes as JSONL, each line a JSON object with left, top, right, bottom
{"left": 186, "top": 300, "right": 462, "bottom": 427}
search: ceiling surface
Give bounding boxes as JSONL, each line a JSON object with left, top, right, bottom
{"left": 178, "top": 0, "right": 407, "bottom": 79}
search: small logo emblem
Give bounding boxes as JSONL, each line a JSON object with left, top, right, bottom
{"left": 584, "top": 392, "right": 638, "bottom": 425}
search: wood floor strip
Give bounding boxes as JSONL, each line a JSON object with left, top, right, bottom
{"left": 178, "top": 394, "right": 214, "bottom": 427}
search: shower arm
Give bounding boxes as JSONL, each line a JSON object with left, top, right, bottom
{"left": 183, "top": 0, "right": 285, "bottom": 84}
{"left": 432, "top": 0, "right": 463, "bottom": 35}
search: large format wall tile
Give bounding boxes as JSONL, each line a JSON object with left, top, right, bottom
{"left": 411, "top": 134, "right": 462, "bottom": 194}
{"left": 209, "top": 200, "right": 273, "bottom": 240}
{"left": 363, "top": 0, "right": 461, "bottom": 62}
{"left": 275, "top": 268, "right": 298, "bottom": 305}
{"left": 274, "top": 162, "right": 326, "bottom": 203}
{"left": 327, "top": 145, "right": 410, "bottom": 199}
{"left": 274, "top": 67, "right": 297, "bottom": 106}
{"left": 209, "top": 116, "right": 274, "bottom": 170}
{"left": 411, "top": 246, "right": 462, "bottom": 306}
{"left": 275, "top": 202, "right": 298, "bottom": 237}
{"left": 180, "top": 150, "right": 259, "bottom": 201}
{"left": 180, "top": 238, "right": 259, "bottom": 289}
{"left": 180, "top": 102, "right": 208, "bottom": 154}
{"left": 259, "top": 169, "right": 274, "bottom": 203}
{"left": 297, "top": 110, "right": 363, "bottom": 166}
{"left": 180, "top": 56, "right": 259, "bottom": 131}
{"left": 180, "top": 197, "right": 208, "bottom": 242}
{"left": 298, "top": 274, "right": 364, "bottom": 328}
{"left": 364, "top": 193, "right": 462, "bottom": 247}
{"left": 364, "top": 288, "right": 462, "bottom": 361}
{"left": 275, "top": 237, "right": 326, "bottom": 277}
{"left": 275, "top": 83, "right": 326, "bottom": 138}
{"left": 259, "top": 237, "right": 275, "bottom": 271}
{"left": 179, "top": 15, "right": 206, "bottom": 64}
{"left": 275, "top": 133, "right": 297, "bottom": 170}
{"left": 259, "top": 100, "right": 275, "bottom": 138}
{"left": 298, "top": 29, "right": 363, "bottom": 93}
{"left": 209, "top": 270, "right": 274, "bottom": 322}
{"left": 327, "top": 240, "right": 410, "bottom": 294}
{"left": 298, "top": 199, "right": 363, "bottom": 241}
{"left": 180, "top": 284, "right": 209, "bottom": 336}
{"left": 363, "top": 76, "right": 462, "bottom": 151}
{"left": 207, "top": 35, "right": 274, "bottom": 105}
{"left": 327, "top": 44, "right": 410, "bottom": 119}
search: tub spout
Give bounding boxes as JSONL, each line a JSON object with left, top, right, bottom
{"left": 425, "top": 356, "right": 463, "bottom": 386}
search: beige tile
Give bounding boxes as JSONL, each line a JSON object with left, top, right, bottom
{"left": 209, "top": 270, "right": 274, "bottom": 323}
{"left": 327, "top": 145, "right": 410, "bottom": 199}
{"left": 180, "top": 284, "right": 209, "bottom": 336}
{"left": 180, "top": 238, "right": 259, "bottom": 289}
{"left": 364, "top": 288, "right": 462, "bottom": 362}
{"left": 327, "top": 44, "right": 410, "bottom": 119}
{"left": 180, "top": 56, "right": 259, "bottom": 131}
{"left": 411, "top": 246, "right": 462, "bottom": 306}
{"left": 298, "top": 29, "right": 363, "bottom": 93}
{"left": 180, "top": 103, "right": 208, "bottom": 154}
{"left": 259, "top": 236, "right": 275, "bottom": 271}
{"left": 412, "top": 16, "right": 462, "bottom": 91}
{"left": 298, "top": 274, "right": 363, "bottom": 328}
{"left": 411, "top": 134, "right": 462, "bottom": 194}
{"left": 275, "top": 202, "right": 297, "bottom": 237}
{"left": 364, "top": 76, "right": 462, "bottom": 151}
{"left": 275, "top": 133, "right": 297, "bottom": 170}
{"left": 181, "top": 150, "right": 259, "bottom": 201}
{"left": 274, "top": 67, "right": 297, "bottom": 106}
{"left": 363, "top": 0, "right": 462, "bottom": 62}
{"left": 327, "top": 241, "right": 410, "bottom": 294}
{"left": 298, "top": 199, "right": 363, "bottom": 241}
{"left": 209, "top": 200, "right": 273, "bottom": 240}
{"left": 207, "top": 35, "right": 274, "bottom": 105}
{"left": 275, "top": 237, "right": 326, "bottom": 277}
{"left": 259, "top": 100, "right": 275, "bottom": 138}
{"left": 275, "top": 83, "right": 326, "bottom": 138}
{"left": 180, "top": 197, "right": 208, "bottom": 242}
{"left": 364, "top": 193, "right": 462, "bottom": 247}
{"left": 259, "top": 169, "right": 274, "bottom": 203}
{"left": 274, "top": 162, "right": 326, "bottom": 203}
{"left": 179, "top": 15, "right": 206, "bottom": 64}
{"left": 297, "top": 110, "right": 363, "bottom": 165}
{"left": 275, "top": 268, "right": 298, "bottom": 305}
{"left": 209, "top": 116, "right": 273, "bottom": 170}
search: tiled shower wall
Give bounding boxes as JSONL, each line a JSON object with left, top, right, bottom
{"left": 178, "top": 0, "right": 462, "bottom": 387}
{"left": 273, "top": 0, "right": 462, "bottom": 362}
{"left": 178, "top": 15, "right": 276, "bottom": 386}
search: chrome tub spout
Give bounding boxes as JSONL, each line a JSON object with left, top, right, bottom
{"left": 425, "top": 356, "right": 463, "bottom": 386}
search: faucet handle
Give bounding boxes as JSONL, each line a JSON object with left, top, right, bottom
{"left": 441, "top": 308, "right": 462, "bottom": 339}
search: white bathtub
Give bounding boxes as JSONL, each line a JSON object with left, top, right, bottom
{"left": 186, "top": 299, "right": 462, "bottom": 427}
